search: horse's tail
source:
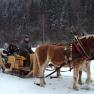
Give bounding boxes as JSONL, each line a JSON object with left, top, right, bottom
{"left": 33, "top": 52, "right": 39, "bottom": 77}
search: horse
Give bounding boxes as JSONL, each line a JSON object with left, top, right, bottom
{"left": 32, "top": 34, "right": 94, "bottom": 90}
{"left": 27, "top": 52, "right": 91, "bottom": 85}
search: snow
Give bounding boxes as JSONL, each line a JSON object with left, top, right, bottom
{"left": 0, "top": 61, "right": 94, "bottom": 94}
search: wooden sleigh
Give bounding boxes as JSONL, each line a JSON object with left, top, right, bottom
{"left": 2, "top": 54, "right": 34, "bottom": 77}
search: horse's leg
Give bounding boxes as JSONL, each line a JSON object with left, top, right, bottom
{"left": 78, "top": 70, "right": 83, "bottom": 85}
{"left": 39, "top": 67, "right": 45, "bottom": 87}
{"left": 73, "top": 64, "right": 80, "bottom": 90}
{"left": 39, "top": 60, "right": 48, "bottom": 87}
{"left": 50, "top": 67, "right": 61, "bottom": 79}
{"left": 56, "top": 68, "right": 61, "bottom": 78}
{"left": 78, "top": 61, "right": 83, "bottom": 85}
{"left": 85, "top": 62, "right": 92, "bottom": 83}
{"left": 40, "top": 67, "right": 46, "bottom": 87}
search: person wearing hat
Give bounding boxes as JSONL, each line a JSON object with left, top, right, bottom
{"left": 19, "top": 35, "right": 34, "bottom": 67}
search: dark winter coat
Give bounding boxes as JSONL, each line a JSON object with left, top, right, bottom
{"left": 19, "top": 40, "right": 34, "bottom": 56}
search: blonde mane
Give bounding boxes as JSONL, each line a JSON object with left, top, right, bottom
{"left": 80, "top": 34, "right": 94, "bottom": 39}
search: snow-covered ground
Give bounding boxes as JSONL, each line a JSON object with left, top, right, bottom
{"left": 0, "top": 61, "right": 94, "bottom": 94}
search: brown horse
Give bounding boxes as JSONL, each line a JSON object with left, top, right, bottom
{"left": 27, "top": 52, "right": 91, "bottom": 85}
{"left": 33, "top": 35, "right": 94, "bottom": 90}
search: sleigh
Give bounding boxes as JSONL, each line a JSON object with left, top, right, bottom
{"left": 4, "top": 54, "right": 33, "bottom": 77}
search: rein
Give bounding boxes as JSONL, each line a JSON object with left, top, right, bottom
{"left": 34, "top": 61, "right": 73, "bottom": 86}
{"left": 34, "top": 61, "right": 73, "bottom": 79}
{"left": 46, "top": 67, "right": 72, "bottom": 72}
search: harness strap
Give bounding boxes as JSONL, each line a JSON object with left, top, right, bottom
{"left": 71, "top": 27, "right": 90, "bottom": 58}
{"left": 34, "top": 62, "right": 73, "bottom": 83}
{"left": 34, "top": 61, "right": 73, "bottom": 86}
{"left": 45, "top": 62, "right": 71, "bottom": 78}
{"left": 34, "top": 63, "right": 68, "bottom": 79}
{"left": 46, "top": 66, "right": 73, "bottom": 72}
{"left": 75, "top": 36, "right": 90, "bottom": 58}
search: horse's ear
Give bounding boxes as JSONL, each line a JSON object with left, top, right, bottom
{"left": 71, "top": 25, "right": 77, "bottom": 35}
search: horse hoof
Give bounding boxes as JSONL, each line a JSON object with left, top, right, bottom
{"left": 85, "top": 79, "right": 93, "bottom": 83}
{"left": 44, "top": 81, "right": 46, "bottom": 85}
{"left": 34, "top": 82, "right": 45, "bottom": 87}
{"left": 40, "top": 84, "right": 45, "bottom": 87}
{"left": 78, "top": 81, "right": 83, "bottom": 85}
{"left": 73, "top": 86, "right": 79, "bottom": 90}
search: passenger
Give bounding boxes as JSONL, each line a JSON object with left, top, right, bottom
{"left": 19, "top": 35, "right": 34, "bottom": 66}
{"left": 6, "top": 41, "right": 18, "bottom": 71}
{"left": 7, "top": 41, "right": 18, "bottom": 56}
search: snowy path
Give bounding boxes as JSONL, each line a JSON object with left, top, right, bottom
{"left": 0, "top": 61, "right": 94, "bottom": 94}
